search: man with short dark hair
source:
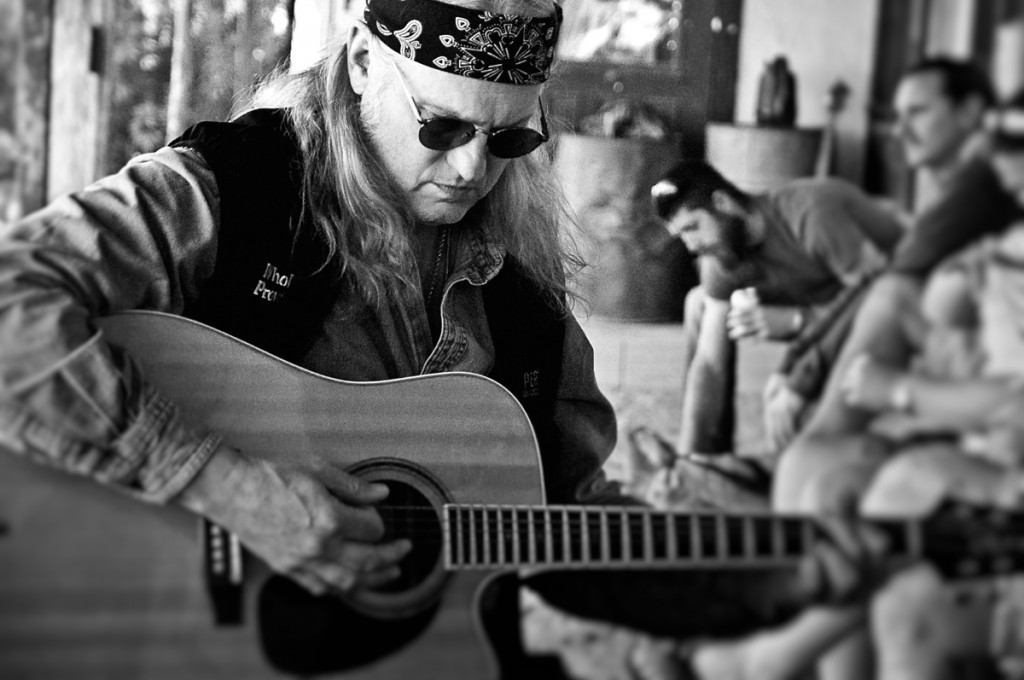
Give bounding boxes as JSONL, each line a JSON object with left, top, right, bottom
{"left": 894, "top": 56, "right": 996, "bottom": 190}
{"left": 763, "top": 56, "right": 1010, "bottom": 456}
{"left": 651, "top": 160, "right": 903, "bottom": 459}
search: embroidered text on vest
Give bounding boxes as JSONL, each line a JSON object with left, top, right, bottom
{"left": 253, "top": 262, "right": 294, "bottom": 302}
{"left": 523, "top": 369, "right": 541, "bottom": 398}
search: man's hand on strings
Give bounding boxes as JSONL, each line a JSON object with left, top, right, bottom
{"left": 177, "top": 446, "right": 412, "bottom": 595}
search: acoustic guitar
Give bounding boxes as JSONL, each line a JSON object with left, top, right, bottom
{"left": 1, "top": 312, "right": 1022, "bottom": 680}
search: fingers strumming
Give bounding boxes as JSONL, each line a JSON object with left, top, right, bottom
{"left": 317, "top": 465, "right": 390, "bottom": 504}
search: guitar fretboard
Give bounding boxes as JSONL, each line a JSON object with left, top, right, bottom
{"left": 443, "top": 504, "right": 922, "bottom": 571}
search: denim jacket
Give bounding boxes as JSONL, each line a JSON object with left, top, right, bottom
{"left": 0, "top": 147, "right": 619, "bottom": 505}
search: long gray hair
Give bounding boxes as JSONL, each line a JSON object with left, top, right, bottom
{"left": 237, "top": 0, "right": 583, "bottom": 314}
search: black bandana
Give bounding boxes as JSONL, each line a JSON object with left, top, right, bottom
{"left": 364, "top": 0, "right": 561, "bottom": 85}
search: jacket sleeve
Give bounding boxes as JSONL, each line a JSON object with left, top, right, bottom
{"left": 0, "top": 147, "right": 225, "bottom": 503}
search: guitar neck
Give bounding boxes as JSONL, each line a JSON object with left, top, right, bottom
{"left": 443, "top": 505, "right": 923, "bottom": 571}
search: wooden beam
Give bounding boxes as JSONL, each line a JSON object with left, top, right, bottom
{"left": 19, "top": 0, "right": 53, "bottom": 214}
{"left": 166, "top": 0, "right": 194, "bottom": 140}
{"left": 48, "top": 0, "right": 104, "bottom": 200}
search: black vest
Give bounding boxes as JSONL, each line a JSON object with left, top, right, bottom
{"left": 170, "top": 110, "right": 577, "bottom": 502}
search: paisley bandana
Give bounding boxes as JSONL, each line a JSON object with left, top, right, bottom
{"left": 364, "top": 0, "right": 561, "bottom": 85}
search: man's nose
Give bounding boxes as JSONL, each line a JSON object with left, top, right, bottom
{"left": 447, "top": 135, "right": 489, "bottom": 182}
{"left": 891, "top": 117, "right": 912, "bottom": 141}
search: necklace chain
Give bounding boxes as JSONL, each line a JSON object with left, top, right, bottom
{"left": 425, "top": 226, "right": 451, "bottom": 309}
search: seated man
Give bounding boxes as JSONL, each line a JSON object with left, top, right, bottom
{"left": 651, "top": 160, "right": 904, "bottom": 459}
{"left": 768, "top": 90, "right": 1024, "bottom": 680}
{"left": 849, "top": 86, "right": 1024, "bottom": 680}
{"left": 763, "top": 56, "right": 1006, "bottom": 454}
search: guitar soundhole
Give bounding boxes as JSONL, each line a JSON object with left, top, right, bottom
{"left": 376, "top": 480, "right": 443, "bottom": 594}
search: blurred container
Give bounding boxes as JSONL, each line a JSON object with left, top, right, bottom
{"left": 755, "top": 56, "right": 798, "bottom": 126}
{"left": 705, "top": 122, "right": 822, "bottom": 193}
{"left": 554, "top": 134, "right": 698, "bottom": 322}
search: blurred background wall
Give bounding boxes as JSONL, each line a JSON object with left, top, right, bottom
{"left": 2, "top": 0, "right": 1023, "bottom": 225}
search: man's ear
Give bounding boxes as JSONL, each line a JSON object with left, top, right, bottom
{"left": 711, "top": 189, "right": 743, "bottom": 216}
{"left": 347, "top": 22, "right": 372, "bottom": 96}
{"left": 958, "top": 94, "right": 987, "bottom": 131}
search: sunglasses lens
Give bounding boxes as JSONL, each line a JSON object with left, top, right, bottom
{"left": 419, "top": 118, "right": 477, "bottom": 151}
{"left": 417, "top": 120, "right": 547, "bottom": 158}
{"left": 487, "top": 129, "right": 546, "bottom": 159}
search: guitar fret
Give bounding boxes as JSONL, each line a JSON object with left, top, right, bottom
{"left": 451, "top": 507, "right": 459, "bottom": 567}
{"left": 634, "top": 512, "right": 648, "bottom": 561}
{"left": 587, "top": 510, "right": 601, "bottom": 563}
{"left": 562, "top": 508, "right": 571, "bottom": 565}
{"left": 651, "top": 514, "right": 667, "bottom": 560}
{"left": 532, "top": 510, "right": 548, "bottom": 561}
{"left": 608, "top": 511, "right": 623, "bottom": 562}
{"left": 544, "top": 509, "right": 554, "bottom": 565}
{"left": 483, "top": 507, "right": 491, "bottom": 565}
{"left": 463, "top": 507, "right": 473, "bottom": 566}
{"left": 667, "top": 512, "right": 678, "bottom": 562}
{"left": 508, "top": 507, "right": 517, "bottom": 565}
{"left": 553, "top": 508, "right": 563, "bottom": 563}
{"left": 511, "top": 507, "right": 520, "bottom": 566}
{"left": 691, "top": 514, "right": 702, "bottom": 562}
{"left": 469, "top": 506, "right": 478, "bottom": 566}
{"left": 618, "top": 510, "right": 626, "bottom": 561}
{"left": 643, "top": 512, "right": 654, "bottom": 562}
{"left": 744, "top": 516, "right": 755, "bottom": 560}
{"left": 444, "top": 506, "right": 452, "bottom": 567}
{"left": 600, "top": 510, "right": 610, "bottom": 564}
{"left": 496, "top": 507, "right": 505, "bottom": 566}
{"left": 527, "top": 508, "right": 537, "bottom": 565}
{"left": 585, "top": 510, "right": 593, "bottom": 561}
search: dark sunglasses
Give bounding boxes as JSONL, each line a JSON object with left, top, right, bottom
{"left": 390, "top": 60, "right": 549, "bottom": 159}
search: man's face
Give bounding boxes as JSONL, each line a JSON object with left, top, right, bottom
{"left": 358, "top": 43, "right": 544, "bottom": 226}
{"left": 893, "top": 71, "right": 979, "bottom": 170}
{"left": 993, "top": 150, "right": 1024, "bottom": 207}
{"left": 664, "top": 205, "right": 744, "bottom": 264}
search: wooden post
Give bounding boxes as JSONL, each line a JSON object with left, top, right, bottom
{"left": 48, "top": 0, "right": 105, "bottom": 200}
{"left": 233, "top": 0, "right": 256, "bottom": 106}
{"left": 166, "top": 0, "right": 194, "bottom": 140}
{"left": 17, "top": 0, "right": 53, "bottom": 216}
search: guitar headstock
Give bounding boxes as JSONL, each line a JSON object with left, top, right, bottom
{"left": 920, "top": 500, "right": 1024, "bottom": 580}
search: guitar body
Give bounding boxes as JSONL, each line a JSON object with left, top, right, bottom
{"left": 0, "top": 312, "right": 546, "bottom": 679}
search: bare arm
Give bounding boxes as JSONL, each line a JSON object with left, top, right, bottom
{"left": 679, "top": 296, "right": 735, "bottom": 454}
{"left": 841, "top": 354, "right": 1015, "bottom": 432}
